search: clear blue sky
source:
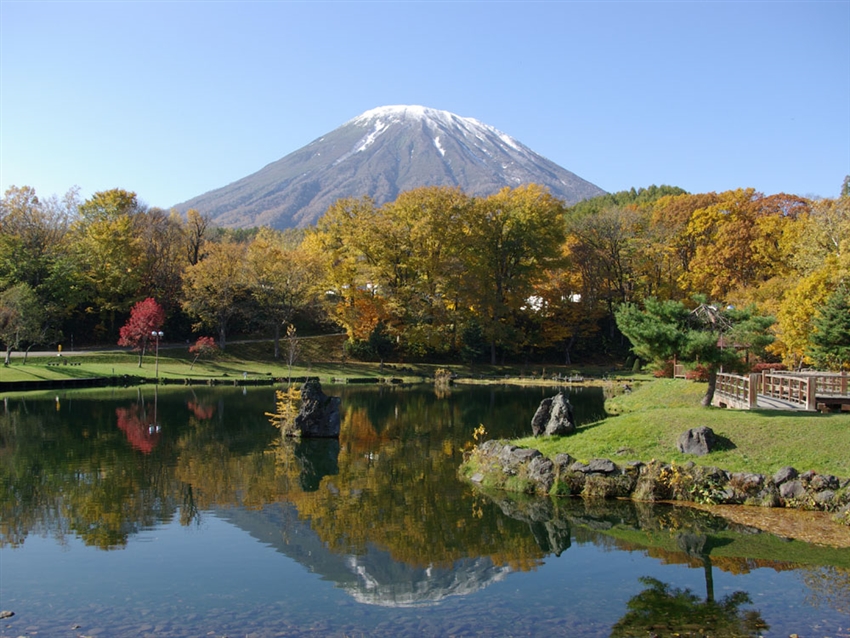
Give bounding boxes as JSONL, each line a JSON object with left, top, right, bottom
{"left": 2, "top": 1, "right": 849, "bottom": 210}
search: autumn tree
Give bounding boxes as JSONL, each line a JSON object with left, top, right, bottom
{"left": 189, "top": 336, "right": 219, "bottom": 370}
{"left": 0, "top": 185, "right": 73, "bottom": 291}
{"left": 529, "top": 262, "right": 605, "bottom": 364}
{"left": 70, "top": 189, "right": 148, "bottom": 338}
{"left": 135, "top": 208, "right": 188, "bottom": 314}
{"left": 307, "top": 187, "right": 473, "bottom": 358}
{"left": 181, "top": 240, "right": 249, "bottom": 350}
{"left": 246, "top": 228, "right": 321, "bottom": 359}
{"left": 0, "top": 283, "right": 45, "bottom": 365}
{"left": 375, "top": 186, "right": 471, "bottom": 356}
{"left": 770, "top": 189, "right": 848, "bottom": 366}
{"left": 564, "top": 206, "right": 645, "bottom": 325}
{"left": 305, "top": 195, "right": 379, "bottom": 340}
{"left": 184, "top": 208, "right": 211, "bottom": 266}
{"left": 118, "top": 298, "right": 166, "bottom": 367}
{"left": 463, "top": 185, "right": 566, "bottom": 363}
{"left": 645, "top": 192, "right": 720, "bottom": 283}
{"left": 771, "top": 269, "right": 834, "bottom": 368}
{"left": 679, "top": 189, "right": 809, "bottom": 302}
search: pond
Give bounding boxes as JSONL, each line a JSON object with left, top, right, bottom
{"left": 1, "top": 383, "right": 848, "bottom": 637}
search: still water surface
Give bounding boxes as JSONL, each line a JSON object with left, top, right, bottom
{"left": 1, "top": 384, "right": 848, "bottom": 636}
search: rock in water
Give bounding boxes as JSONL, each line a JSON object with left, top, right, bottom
{"left": 293, "top": 379, "right": 341, "bottom": 438}
{"left": 531, "top": 391, "right": 575, "bottom": 437}
{"left": 676, "top": 426, "right": 716, "bottom": 456}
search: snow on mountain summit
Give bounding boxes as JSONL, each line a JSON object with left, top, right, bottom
{"left": 174, "top": 105, "right": 606, "bottom": 229}
{"left": 350, "top": 105, "right": 523, "bottom": 153}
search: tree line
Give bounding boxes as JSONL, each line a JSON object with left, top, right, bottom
{"left": 1, "top": 179, "right": 848, "bottom": 369}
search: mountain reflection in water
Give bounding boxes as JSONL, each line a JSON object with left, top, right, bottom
{"left": 217, "top": 502, "right": 512, "bottom": 608}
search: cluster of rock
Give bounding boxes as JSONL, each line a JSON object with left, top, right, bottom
{"left": 293, "top": 379, "right": 341, "bottom": 438}
{"left": 530, "top": 391, "right": 575, "bottom": 436}
{"left": 463, "top": 439, "right": 850, "bottom": 525}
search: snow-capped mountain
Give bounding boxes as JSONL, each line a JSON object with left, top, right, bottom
{"left": 174, "top": 105, "right": 606, "bottom": 229}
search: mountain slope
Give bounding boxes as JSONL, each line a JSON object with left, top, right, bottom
{"left": 174, "top": 105, "right": 606, "bottom": 229}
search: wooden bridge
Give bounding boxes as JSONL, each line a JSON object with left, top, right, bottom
{"left": 713, "top": 370, "right": 850, "bottom": 412}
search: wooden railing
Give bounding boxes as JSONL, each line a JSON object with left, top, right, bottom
{"left": 760, "top": 372, "right": 817, "bottom": 411}
{"left": 767, "top": 371, "right": 849, "bottom": 398}
{"left": 714, "top": 372, "right": 758, "bottom": 409}
{"left": 812, "top": 372, "right": 848, "bottom": 397}
{"left": 714, "top": 370, "right": 848, "bottom": 411}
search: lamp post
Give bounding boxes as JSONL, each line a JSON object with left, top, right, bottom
{"left": 151, "top": 330, "right": 164, "bottom": 382}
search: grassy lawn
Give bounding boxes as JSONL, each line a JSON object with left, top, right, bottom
{"left": 0, "top": 336, "right": 632, "bottom": 386}
{"left": 0, "top": 337, "right": 417, "bottom": 384}
{"left": 514, "top": 378, "right": 850, "bottom": 478}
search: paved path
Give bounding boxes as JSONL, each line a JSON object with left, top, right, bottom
{"left": 756, "top": 395, "right": 806, "bottom": 411}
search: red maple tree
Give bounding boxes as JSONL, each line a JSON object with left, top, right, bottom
{"left": 118, "top": 298, "right": 165, "bottom": 367}
{"left": 189, "top": 335, "right": 218, "bottom": 370}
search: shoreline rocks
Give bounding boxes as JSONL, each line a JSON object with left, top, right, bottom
{"left": 462, "top": 440, "right": 850, "bottom": 526}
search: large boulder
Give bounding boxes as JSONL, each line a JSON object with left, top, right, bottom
{"left": 531, "top": 391, "right": 576, "bottom": 437}
{"left": 676, "top": 426, "right": 716, "bottom": 456}
{"left": 293, "top": 379, "right": 341, "bottom": 438}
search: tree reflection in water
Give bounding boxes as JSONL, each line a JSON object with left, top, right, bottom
{"left": 610, "top": 576, "right": 768, "bottom": 637}
{"left": 115, "top": 388, "right": 161, "bottom": 453}
{"left": 1, "top": 386, "right": 848, "bottom": 618}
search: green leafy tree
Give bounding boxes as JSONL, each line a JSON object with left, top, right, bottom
{"left": 616, "top": 298, "right": 775, "bottom": 406}
{"left": 807, "top": 284, "right": 850, "bottom": 370}
{"left": 368, "top": 321, "right": 395, "bottom": 370}
{"left": 0, "top": 186, "right": 78, "bottom": 348}
{"left": 0, "top": 283, "right": 45, "bottom": 365}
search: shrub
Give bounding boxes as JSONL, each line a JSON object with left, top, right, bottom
{"left": 751, "top": 362, "right": 787, "bottom": 373}
{"left": 652, "top": 360, "right": 675, "bottom": 378}
{"left": 685, "top": 364, "right": 710, "bottom": 382}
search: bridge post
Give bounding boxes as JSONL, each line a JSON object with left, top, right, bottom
{"left": 806, "top": 379, "right": 817, "bottom": 411}
{"left": 749, "top": 373, "right": 759, "bottom": 408}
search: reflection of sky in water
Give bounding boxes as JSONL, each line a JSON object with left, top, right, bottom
{"left": 3, "top": 510, "right": 844, "bottom": 637}
{"left": 1, "top": 386, "right": 848, "bottom": 636}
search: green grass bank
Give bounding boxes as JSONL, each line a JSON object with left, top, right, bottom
{"left": 511, "top": 378, "right": 850, "bottom": 478}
